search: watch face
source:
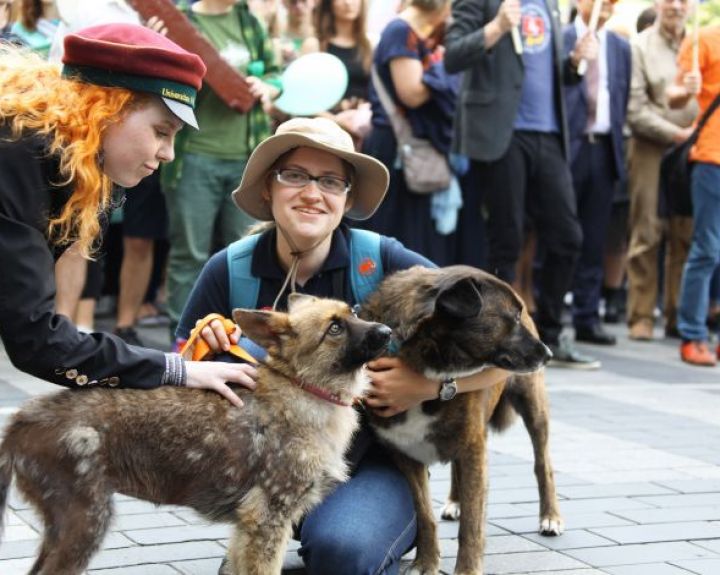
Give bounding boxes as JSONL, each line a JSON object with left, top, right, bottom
{"left": 440, "top": 379, "right": 457, "bottom": 401}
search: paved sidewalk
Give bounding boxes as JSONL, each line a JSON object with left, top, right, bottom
{"left": 1, "top": 321, "right": 719, "bottom": 575}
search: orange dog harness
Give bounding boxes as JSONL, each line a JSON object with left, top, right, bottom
{"left": 180, "top": 313, "right": 258, "bottom": 364}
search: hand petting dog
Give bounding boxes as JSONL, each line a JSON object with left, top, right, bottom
{"left": 365, "top": 357, "right": 440, "bottom": 417}
{"left": 184, "top": 361, "right": 257, "bottom": 407}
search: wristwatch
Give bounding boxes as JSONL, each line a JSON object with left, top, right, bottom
{"left": 438, "top": 377, "right": 458, "bottom": 401}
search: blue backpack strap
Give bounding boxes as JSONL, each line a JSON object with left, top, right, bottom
{"left": 226, "top": 234, "right": 269, "bottom": 362}
{"left": 349, "top": 229, "right": 384, "bottom": 305}
{"left": 227, "top": 234, "right": 262, "bottom": 311}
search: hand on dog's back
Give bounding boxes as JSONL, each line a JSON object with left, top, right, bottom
{"left": 185, "top": 361, "right": 257, "bottom": 407}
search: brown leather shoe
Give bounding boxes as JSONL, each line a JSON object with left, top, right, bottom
{"left": 680, "top": 341, "right": 717, "bottom": 367}
{"left": 629, "top": 320, "right": 654, "bottom": 341}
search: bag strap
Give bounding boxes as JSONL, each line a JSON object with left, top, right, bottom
{"left": 688, "top": 91, "right": 720, "bottom": 146}
{"left": 226, "top": 229, "right": 384, "bottom": 309}
{"left": 227, "top": 233, "right": 262, "bottom": 311}
{"left": 348, "top": 228, "right": 384, "bottom": 305}
{"left": 371, "top": 65, "right": 412, "bottom": 144}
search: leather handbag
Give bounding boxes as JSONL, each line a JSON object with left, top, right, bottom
{"left": 659, "top": 92, "right": 720, "bottom": 217}
{"left": 371, "top": 67, "right": 452, "bottom": 195}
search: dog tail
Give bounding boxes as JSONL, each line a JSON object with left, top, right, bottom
{"left": 0, "top": 448, "right": 13, "bottom": 543}
{"left": 489, "top": 392, "right": 517, "bottom": 433}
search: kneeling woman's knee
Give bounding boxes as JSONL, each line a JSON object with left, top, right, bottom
{"left": 300, "top": 521, "right": 402, "bottom": 575}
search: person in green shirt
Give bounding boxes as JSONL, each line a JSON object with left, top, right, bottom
{"left": 11, "top": 0, "right": 60, "bottom": 58}
{"left": 164, "top": 0, "right": 282, "bottom": 341}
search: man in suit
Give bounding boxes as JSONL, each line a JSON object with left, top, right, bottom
{"left": 563, "top": 0, "right": 631, "bottom": 345}
{"left": 445, "top": 0, "right": 601, "bottom": 368}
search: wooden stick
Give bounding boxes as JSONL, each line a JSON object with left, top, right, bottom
{"left": 577, "top": 0, "right": 603, "bottom": 76}
{"left": 129, "top": 0, "right": 256, "bottom": 113}
{"left": 692, "top": 2, "right": 700, "bottom": 74}
{"left": 511, "top": 27, "right": 523, "bottom": 55}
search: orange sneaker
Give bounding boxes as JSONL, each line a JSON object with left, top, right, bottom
{"left": 680, "top": 341, "right": 717, "bottom": 367}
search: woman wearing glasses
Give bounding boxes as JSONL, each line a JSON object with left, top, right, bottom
{"left": 178, "top": 117, "right": 509, "bottom": 575}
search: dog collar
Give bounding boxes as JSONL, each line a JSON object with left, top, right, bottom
{"left": 291, "top": 379, "right": 352, "bottom": 407}
{"left": 386, "top": 337, "right": 401, "bottom": 356}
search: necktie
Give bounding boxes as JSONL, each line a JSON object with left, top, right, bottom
{"left": 585, "top": 55, "right": 599, "bottom": 133}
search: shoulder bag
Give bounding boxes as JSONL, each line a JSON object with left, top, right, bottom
{"left": 659, "top": 91, "right": 720, "bottom": 217}
{"left": 371, "top": 66, "right": 452, "bottom": 195}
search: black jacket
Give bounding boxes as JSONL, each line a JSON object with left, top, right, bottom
{"left": 0, "top": 125, "right": 166, "bottom": 389}
{"left": 445, "top": 0, "right": 577, "bottom": 162}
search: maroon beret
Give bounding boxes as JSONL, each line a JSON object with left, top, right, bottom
{"left": 62, "top": 23, "right": 207, "bottom": 129}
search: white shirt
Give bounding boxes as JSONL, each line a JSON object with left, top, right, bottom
{"left": 574, "top": 17, "right": 611, "bottom": 135}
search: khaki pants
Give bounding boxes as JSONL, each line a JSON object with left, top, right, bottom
{"left": 626, "top": 138, "right": 693, "bottom": 330}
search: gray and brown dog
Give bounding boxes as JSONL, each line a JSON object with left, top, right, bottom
{"left": 360, "top": 265, "right": 563, "bottom": 575}
{"left": 0, "top": 294, "right": 391, "bottom": 575}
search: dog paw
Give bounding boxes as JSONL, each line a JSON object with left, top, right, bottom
{"left": 539, "top": 516, "right": 564, "bottom": 536}
{"left": 404, "top": 564, "right": 439, "bottom": 575}
{"left": 440, "top": 500, "right": 461, "bottom": 520}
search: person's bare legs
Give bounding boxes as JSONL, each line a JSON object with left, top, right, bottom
{"left": 116, "top": 237, "right": 154, "bottom": 329}
{"left": 75, "top": 298, "right": 97, "bottom": 332}
{"left": 55, "top": 243, "right": 87, "bottom": 320}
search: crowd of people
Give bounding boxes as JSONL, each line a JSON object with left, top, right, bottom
{"left": 2, "top": 1, "right": 718, "bottom": 370}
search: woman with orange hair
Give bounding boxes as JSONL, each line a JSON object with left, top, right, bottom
{"left": 0, "top": 23, "right": 257, "bottom": 404}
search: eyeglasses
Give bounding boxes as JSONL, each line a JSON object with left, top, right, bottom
{"left": 272, "top": 168, "right": 351, "bottom": 195}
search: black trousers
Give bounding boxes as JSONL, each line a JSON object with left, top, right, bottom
{"left": 570, "top": 135, "right": 617, "bottom": 328}
{"left": 470, "top": 131, "right": 582, "bottom": 344}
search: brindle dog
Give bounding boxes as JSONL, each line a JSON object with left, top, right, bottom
{"left": 0, "top": 295, "right": 391, "bottom": 575}
{"left": 360, "top": 265, "right": 563, "bottom": 575}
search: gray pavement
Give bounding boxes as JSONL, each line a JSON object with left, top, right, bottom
{"left": 1, "top": 319, "right": 719, "bottom": 575}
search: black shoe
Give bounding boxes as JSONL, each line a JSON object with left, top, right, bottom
{"left": 113, "top": 326, "right": 144, "bottom": 347}
{"left": 575, "top": 323, "right": 617, "bottom": 346}
{"left": 602, "top": 287, "right": 624, "bottom": 324}
{"left": 665, "top": 325, "right": 681, "bottom": 339}
{"left": 548, "top": 335, "right": 601, "bottom": 369}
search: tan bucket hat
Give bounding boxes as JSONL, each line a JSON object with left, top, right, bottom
{"left": 232, "top": 117, "right": 388, "bottom": 221}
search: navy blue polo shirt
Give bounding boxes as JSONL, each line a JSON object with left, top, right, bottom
{"left": 176, "top": 224, "right": 434, "bottom": 340}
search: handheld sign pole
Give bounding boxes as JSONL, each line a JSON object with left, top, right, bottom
{"left": 511, "top": 27, "right": 523, "bottom": 55}
{"left": 692, "top": 2, "right": 700, "bottom": 74}
{"left": 129, "top": 0, "right": 256, "bottom": 113}
{"left": 577, "top": 0, "right": 603, "bottom": 76}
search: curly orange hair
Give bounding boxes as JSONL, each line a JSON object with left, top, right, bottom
{"left": 0, "top": 46, "right": 145, "bottom": 256}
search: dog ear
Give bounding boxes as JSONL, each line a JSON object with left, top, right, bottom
{"left": 435, "top": 277, "right": 482, "bottom": 319}
{"left": 287, "top": 293, "right": 319, "bottom": 312}
{"left": 232, "top": 309, "right": 292, "bottom": 348}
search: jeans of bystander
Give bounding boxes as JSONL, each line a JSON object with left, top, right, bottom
{"left": 678, "top": 162, "right": 720, "bottom": 341}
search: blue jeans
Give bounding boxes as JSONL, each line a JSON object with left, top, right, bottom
{"left": 678, "top": 163, "right": 720, "bottom": 341}
{"left": 298, "top": 448, "right": 417, "bottom": 575}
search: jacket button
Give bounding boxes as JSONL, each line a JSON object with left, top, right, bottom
{"left": 66, "top": 369, "right": 78, "bottom": 379}
{"left": 76, "top": 375, "right": 88, "bottom": 386}
{"left": 108, "top": 376, "right": 120, "bottom": 387}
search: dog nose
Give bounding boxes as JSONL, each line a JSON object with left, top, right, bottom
{"left": 368, "top": 324, "right": 392, "bottom": 352}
